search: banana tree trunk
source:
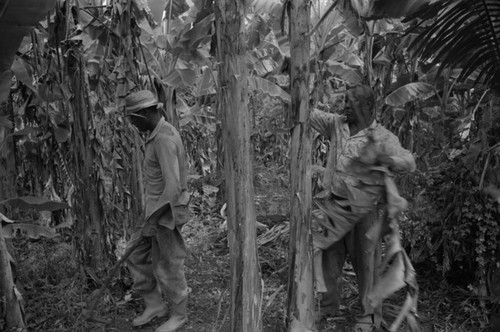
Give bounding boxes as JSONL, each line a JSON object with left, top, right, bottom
{"left": 0, "top": 224, "right": 25, "bottom": 329}
{"left": 287, "top": 1, "right": 315, "bottom": 331}
{"left": 68, "top": 49, "right": 107, "bottom": 272}
{"left": 215, "top": 1, "right": 262, "bottom": 331}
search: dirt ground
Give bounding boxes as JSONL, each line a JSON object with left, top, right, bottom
{"left": 8, "top": 176, "right": 498, "bottom": 332}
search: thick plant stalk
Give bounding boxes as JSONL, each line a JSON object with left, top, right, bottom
{"left": 68, "top": 51, "right": 106, "bottom": 271}
{"left": 0, "top": 225, "right": 25, "bottom": 329}
{"left": 287, "top": 0, "right": 314, "bottom": 331}
{"left": 215, "top": 1, "right": 262, "bottom": 331}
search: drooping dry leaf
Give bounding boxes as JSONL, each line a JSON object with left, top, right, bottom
{"left": 3, "top": 223, "right": 58, "bottom": 239}
{"left": 369, "top": 253, "right": 406, "bottom": 308}
{"left": 0, "top": 196, "right": 70, "bottom": 211}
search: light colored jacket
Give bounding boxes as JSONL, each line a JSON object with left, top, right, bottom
{"left": 143, "top": 118, "right": 189, "bottom": 230}
{"left": 310, "top": 109, "right": 415, "bottom": 213}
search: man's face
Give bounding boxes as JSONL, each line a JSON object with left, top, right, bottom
{"left": 343, "top": 89, "right": 371, "bottom": 126}
{"left": 128, "top": 109, "right": 150, "bottom": 132}
{"left": 343, "top": 92, "right": 361, "bottom": 124}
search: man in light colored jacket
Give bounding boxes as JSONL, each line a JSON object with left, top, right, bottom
{"left": 311, "top": 85, "right": 416, "bottom": 331}
{"left": 125, "top": 90, "right": 190, "bottom": 332}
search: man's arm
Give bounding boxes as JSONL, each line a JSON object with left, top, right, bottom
{"left": 154, "top": 134, "right": 182, "bottom": 209}
{"left": 310, "top": 108, "right": 345, "bottom": 139}
{"left": 377, "top": 151, "right": 416, "bottom": 173}
{"left": 375, "top": 129, "right": 416, "bottom": 173}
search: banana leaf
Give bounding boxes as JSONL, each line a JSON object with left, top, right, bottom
{"left": 0, "top": 196, "right": 70, "bottom": 211}
{"left": 384, "top": 82, "right": 436, "bottom": 107}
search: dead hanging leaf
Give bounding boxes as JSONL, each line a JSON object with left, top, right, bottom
{"left": 403, "top": 253, "right": 418, "bottom": 289}
{"left": 384, "top": 175, "right": 408, "bottom": 219}
{"left": 366, "top": 174, "right": 420, "bottom": 332}
{"left": 39, "top": 83, "right": 65, "bottom": 102}
{"left": 0, "top": 196, "right": 70, "bottom": 211}
{"left": 3, "top": 223, "right": 57, "bottom": 239}
{"left": 390, "top": 292, "right": 419, "bottom": 332}
{"left": 11, "top": 57, "right": 36, "bottom": 93}
{"left": 369, "top": 253, "right": 406, "bottom": 308}
{"left": 176, "top": 13, "right": 214, "bottom": 51}
{"left": 247, "top": 76, "right": 291, "bottom": 104}
{"left": 54, "top": 126, "right": 71, "bottom": 143}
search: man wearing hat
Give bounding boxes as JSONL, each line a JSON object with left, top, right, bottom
{"left": 124, "top": 90, "right": 190, "bottom": 332}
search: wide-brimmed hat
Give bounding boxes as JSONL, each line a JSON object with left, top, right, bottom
{"left": 125, "top": 90, "right": 158, "bottom": 115}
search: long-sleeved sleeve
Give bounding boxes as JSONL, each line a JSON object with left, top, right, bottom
{"left": 143, "top": 134, "right": 182, "bottom": 230}
{"left": 310, "top": 108, "right": 343, "bottom": 140}
{"left": 154, "top": 134, "right": 182, "bottom": 205}
{"left": 387, "top": 148, "right": 416, "bottom": 173}
{"left": 311, "top": 108, "right": 350, "bottom": 191}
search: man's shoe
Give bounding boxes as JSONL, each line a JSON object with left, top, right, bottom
{"left": 315, "top": 314, "right": 328, "bottom": 330}
{"left": 155, "top": 315, "right": 187, "bottom": 332}
{"left": 353, "top": 314, "right": 378, "bottom": 332}
{"left": 155, "top": 297, "right": 188, "bottom": 332}
{"left": 132, "top": 289, "right": 168, "bottom": 327}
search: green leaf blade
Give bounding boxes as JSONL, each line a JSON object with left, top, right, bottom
{"left": 384, "top": 82, "right": 436, "bottom": 107}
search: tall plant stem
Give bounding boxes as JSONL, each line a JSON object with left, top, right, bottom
{"left": 287, "top": 0, "right": 314, "bottom": 331}
{"left": 0, "top": 223, "right": 26, "bottom": 329}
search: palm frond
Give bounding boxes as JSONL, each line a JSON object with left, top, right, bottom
{"left": 408, "top": 0, "right": 500, "bottom": 91}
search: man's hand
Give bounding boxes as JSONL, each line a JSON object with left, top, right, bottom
{"left": 377, "top": 154, "right": 416, "bottom": 173}
{"left": 376, "top": 154, "right": 394, "bottom": 167}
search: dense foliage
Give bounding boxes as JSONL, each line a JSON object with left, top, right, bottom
{"left": 1, "top": 0, "right": 500, "bottom": 331}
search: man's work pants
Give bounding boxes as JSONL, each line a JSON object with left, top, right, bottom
{"left": 319, "top": 210, "right": 382, "bottom": 324}
{"left": 126, "top": 225, "right": 189, "bottom": 304}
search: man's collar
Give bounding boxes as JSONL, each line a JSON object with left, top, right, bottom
{"left": 351, "top": 120, "right": 378, "bottom": 138}
{"left": 146, "top": 118, "right": 166, "bottom": 143}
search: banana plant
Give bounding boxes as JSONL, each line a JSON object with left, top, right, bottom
{"left": 0, "top": 196, "right": 69, "bottom": 330}
{"left": 0, "top": 1, "right": 58, "bottom": 328}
